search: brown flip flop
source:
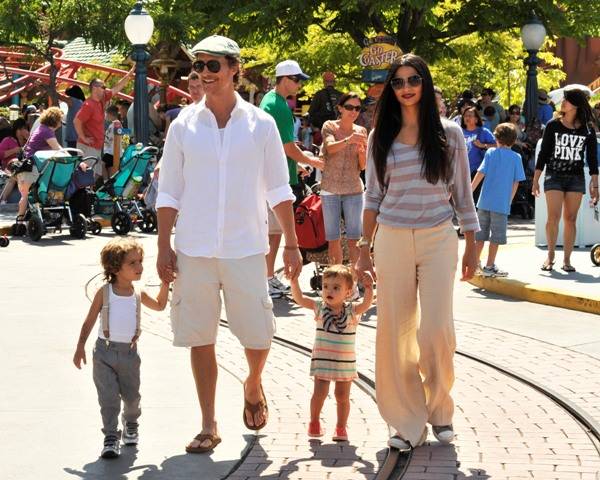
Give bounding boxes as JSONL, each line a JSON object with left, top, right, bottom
{"left": 185, "top": 433, "right": 221, "bottom": 454}
{"left": 243, "top": 383, "right": 268, "bottom": 431}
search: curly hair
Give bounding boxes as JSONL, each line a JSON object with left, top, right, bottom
{"left": 322, "top": 264, "right": 354, "bottom": 289}
{"left": 39, "top": 107, "right": 63, "bottom": 128}
{"left": 100, "top": 238, "right": 144, "bottom": 284}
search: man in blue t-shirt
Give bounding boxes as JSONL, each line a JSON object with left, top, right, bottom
{"left": 471, "top": 123, "right": 526, "bottom": 277}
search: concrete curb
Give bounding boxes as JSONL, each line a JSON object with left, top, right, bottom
{"left": 469, "top": 274, "right": 600, "bottom": 316}
{"left": 0, "top": 218, "right": 113, "bottom": 238}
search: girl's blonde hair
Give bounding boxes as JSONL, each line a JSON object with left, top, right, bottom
{"left": 100, "top": 238, "right": 144, "bottom": 283}
{"left": 322, "top": 264, "right": 354, "bottom": 289}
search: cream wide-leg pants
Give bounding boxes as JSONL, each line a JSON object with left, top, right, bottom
{"left": 374, "top": 221, "right": 458, "bottom": 446}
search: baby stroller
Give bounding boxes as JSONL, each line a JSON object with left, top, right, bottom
{"left": 92, "top": 145, "right": 159, "bottom": 235}
{"left": 591, "top": 204, "right": 600, "bottom": 266}
{"left": 12, "top": 149, "right": 91, "bottom": 241}
{"left": 295, "top": 183, "right": 350, "bottom": 291}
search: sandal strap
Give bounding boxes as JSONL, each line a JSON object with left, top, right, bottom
{"left": 193, "top": 433, "right": 219, "bottom": 442}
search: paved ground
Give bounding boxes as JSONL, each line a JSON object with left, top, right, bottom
{"left": 2, "top": 224, "right": 600, "bottom": 479}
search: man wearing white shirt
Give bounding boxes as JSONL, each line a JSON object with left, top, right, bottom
{"left": 156, "top": 35, "right": 302, "bottom": 454}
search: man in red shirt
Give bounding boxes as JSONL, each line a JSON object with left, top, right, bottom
{"left": 74, "top": 67, "right": 134, "bottom": 178}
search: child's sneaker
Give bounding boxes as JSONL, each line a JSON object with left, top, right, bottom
{"left": 101, "top": 435, "right": 120, "bottom": 458}
{"left": 332, "top": 426, "right": 348, "bottom": 441}
{"left": 122, "top": 421, "right": 139, "bottom": 445}
{"left": 308, "top": 420, "right": 324, "bottom": 438}
{"left": 490, "top": 265, "right": 508, "bottom": 277}
{"left": 482, "top": 264, "right": 508, "bottom": 277}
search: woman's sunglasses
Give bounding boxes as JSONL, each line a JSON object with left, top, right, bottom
{"left": 192, "top": 60, "right": 222, "bottom": 73}
{"left": 342, "top": 104, "right": 361, "bottom": 112}
{"left": 390, "top": 75, "right": 422, "bottom": 90}
{"left": 510, "top": 111, "right": 521, "bottom": 116}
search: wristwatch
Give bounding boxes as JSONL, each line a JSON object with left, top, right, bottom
{"left": 357, "top": 237, "right": 371, "bottom": 248}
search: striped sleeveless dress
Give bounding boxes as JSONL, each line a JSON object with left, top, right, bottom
{"left": 310, "top": 300, "right": 358, "bottom": 382}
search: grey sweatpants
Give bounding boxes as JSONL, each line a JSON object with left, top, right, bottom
{"left": 93, "top": 338, "right": 141, "bottom": 437}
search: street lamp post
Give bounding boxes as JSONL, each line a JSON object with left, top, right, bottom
{"left": 521, "top": 14, "right": 547, "bottom": 127}
{"left": 124, "top": 0, "right": 154, "bottom": 146}
{"left": 8, "top": 104, "right": 20, "bottom": 121}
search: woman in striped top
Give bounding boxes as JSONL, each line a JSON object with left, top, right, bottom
{"left": 290, "top": 265, "right": 373, "bottom": 443}
{"left": 356, "top": 54, "right": 479, "bottom": 450}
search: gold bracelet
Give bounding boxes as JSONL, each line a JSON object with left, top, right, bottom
{"left": 283, "top": 245, "right": 299, "bottom": 250}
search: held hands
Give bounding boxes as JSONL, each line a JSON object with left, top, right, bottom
{"left": 355, "top": 248, "right": 377, "bottom": 282}
{"left": 282, "top": 247, "right": 303, "bottom": 280}
{"left": 157, "top": 245, "right": 177, "bottom": 283}
{"left": 360, "top": 271, "right": 374, "bottom": 289}
{"left": 73, "top": 345, "right": 86, "bottom": 369}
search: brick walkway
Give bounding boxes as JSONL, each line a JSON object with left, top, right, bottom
{"left": 138, "top": 284, "right": 600, "bottom": 479}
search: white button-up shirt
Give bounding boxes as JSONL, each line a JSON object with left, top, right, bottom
{"left": 156, "top": 93, "right": 295, "bottom": 258}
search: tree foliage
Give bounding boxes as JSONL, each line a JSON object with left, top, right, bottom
{"left": 195, "top": 0, "right": 600, "bottom": 61}
{"left": 429, "top": 32, "right": 565, "bottom": 109}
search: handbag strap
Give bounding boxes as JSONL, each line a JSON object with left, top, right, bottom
{"left": 101, "top": 284, "right": 142, "bottom": 347}
{"left": 101, "top": 284, "right": 110, "bottom": 339}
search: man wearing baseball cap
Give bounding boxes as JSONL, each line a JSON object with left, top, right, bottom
{"left": 259, "top": 60, "right": 324, "bottom": 298}
{"left": 308, "top": 71, "right": 342, "bottom": 130}
{"left": 156, "top": 35, "right": 302, "bottom": 454}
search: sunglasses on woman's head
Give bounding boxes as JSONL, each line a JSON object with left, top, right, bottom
{"left": 192, "top": 60, "right": 222, "bottom": 73}
{"left": 342, "top": 104, "right": 361, "bottom": 112}
{"left": 390, "top": 75, "right": 422, "bottom": 90}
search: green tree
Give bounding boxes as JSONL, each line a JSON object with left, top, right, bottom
{"left": 429, "top": 32, "right": 565, "bottom": 109}
{"left": 0, "top": 0, "right": 133, "bottom": 103}
{"left": 197, "top": 0, "right": 600, "bottom": 61}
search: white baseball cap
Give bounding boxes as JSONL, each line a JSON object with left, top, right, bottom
{"left": 275, "top": 60, "right": 309, "bottom": 80}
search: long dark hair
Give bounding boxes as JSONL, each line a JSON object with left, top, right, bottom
{"left": 371, "top": 54, "right": 450, "bottom": 188}
{"left": 563, "top": 89, "right": 596, "bottom": 132}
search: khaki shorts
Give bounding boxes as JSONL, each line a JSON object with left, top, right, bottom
{"left": 170, "top": 253, "right": 276, "bottom": 349}
{"left": 76, "top": 143, "right": 103, "bottom": 177}
{"left": 267, "top": 206, "right": 283, "bottom": 235}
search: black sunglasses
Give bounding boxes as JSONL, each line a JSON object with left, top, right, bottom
{"left": 287, "top": 75, "right": 302, "bottom": 83}
{"left": 192, "top": 60, "right": 221, "bottom": 73}
{"left": 390, "top": 75, "right": 422, "bottom": 90}
{"left": 342, "top": 104, "right": 361, "bottom": 112}
{"left": 510, "top": 111, "right": 521, "bottom": 115}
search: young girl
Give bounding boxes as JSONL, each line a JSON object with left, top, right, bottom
{"left": 73, "top": 238, "right": 169, "bottom": 459}
{"left": 290, "top": 265, "right": 373, "bottom": 442}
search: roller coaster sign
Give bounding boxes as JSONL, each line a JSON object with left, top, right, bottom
{"left": 359, "top": 33, "right": 402, "bottom": 83}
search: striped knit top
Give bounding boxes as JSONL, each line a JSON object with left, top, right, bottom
{"left": 364, "top": 119, "right": 480, "bottom": 232}
{"left": 310, "top": 301, "right": 358, "bottom": 382}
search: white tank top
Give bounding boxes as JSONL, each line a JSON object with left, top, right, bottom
{"left": 98, "top": 285, "right": 138, "bottom": 343}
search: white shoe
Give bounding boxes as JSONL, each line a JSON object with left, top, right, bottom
{"left": 268, "top": 277, "right": 288, "bottom": 298}
{"left": 432, "top": 424, "right": 454, "bottom": 444}
{"left": 122, "top": 422, "right": 139, "bottom": 445}
{"left": 101, "top": 435, "right": 120, "bottom": 458}
{"left": 387, "top": 427, "right": 427, "bottom": 450}
{"left": 269, "top": 276, "right": 290, "bottom": 292}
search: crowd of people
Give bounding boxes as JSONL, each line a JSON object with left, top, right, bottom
{"left": 0, "top": 31, "right": 597, "bottom": 460}
{"left": 65, "top": 33, "right": 600, "bottom": 462}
